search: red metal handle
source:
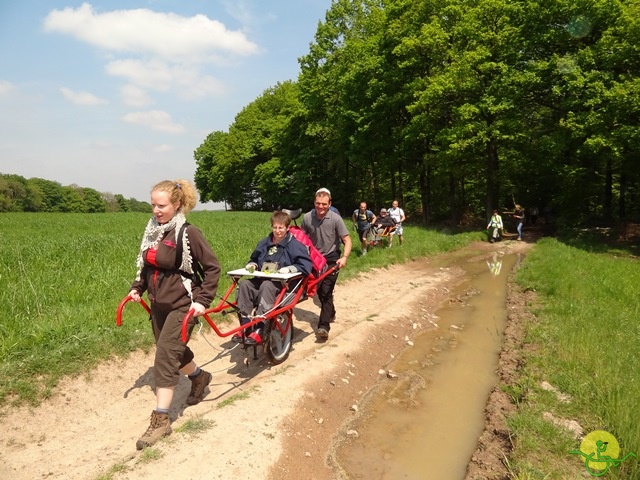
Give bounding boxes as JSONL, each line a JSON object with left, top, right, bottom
{"left": 181, "top": 306, "right": 238, "bottom": 342}
{"left": 181, "top": 308, "right": 196, "bottom": 342}
{"left": 178, "top": 266, "right": 339, "bottom": 342}
{"left": 115, "top": 295, "right": 150, "bottom": 326}
{"left": 307, "top": 264, "right": 340, "bottom": 291}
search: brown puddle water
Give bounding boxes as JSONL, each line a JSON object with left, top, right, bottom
{"left": 333, "top": 251, "right": 521, "bottom": 479}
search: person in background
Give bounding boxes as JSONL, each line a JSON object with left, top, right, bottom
{"left": 234, "top": 211, "right": 312, "bottom": 345}
{"left": 371, "top": 208, "right": 397, "bottom": 247}
{"left": 129, "top": 179, "right": 221, "bottom": 450}
{"left": 302, "top": 188, "right": 352, "bottom": 340}
{"left": 513, "top": 204, "right": 525, "bottom": 241}
{"left": 387, "top": 200, "right": 406, "bottom": 247}
{"left": 352, "top": 201, "right": 376, "bottom": 256}
{"left": 486, "top": 209, "right": 504, "bottom": 242}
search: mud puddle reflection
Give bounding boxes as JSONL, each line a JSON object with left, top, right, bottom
{"left": 333, "top": 251, "right": 521, "bottom": 479}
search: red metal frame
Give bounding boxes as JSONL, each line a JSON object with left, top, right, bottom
{"left": 179, "top": 273, "right": 306, "bottom": 342}
{"left": 115, "top": 266, "right": 339, "bottom": 345}
{"left": 368, "top": 225, "right": 396, "bottom": 247}
{"left": 115, "top": 296, "right": 150, "bottom": 326}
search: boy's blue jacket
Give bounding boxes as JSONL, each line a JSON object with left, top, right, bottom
{"left": 249, "top": 231, "right": 313, "bottom": 276}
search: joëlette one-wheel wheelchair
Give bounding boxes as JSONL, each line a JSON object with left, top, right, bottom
{"left": 368, "top": 224, "right": 396, "bottom": 248}
{"left": 181, "top": 264, "right": 337, "bottom": 364}
{"left": 116, "top": 232, "right": 336, "bottom": 366}
{"left": 116, "top": 266, "right": 336, "bottom": 366}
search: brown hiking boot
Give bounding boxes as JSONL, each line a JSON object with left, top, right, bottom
{"left": 136, "top": 410, "right": 171, "bottom": 450}
{"left": 186, "top": 370, "right": 212, "bottom": 405}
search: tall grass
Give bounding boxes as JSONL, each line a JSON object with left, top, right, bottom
{"left": 509, "top": 237, "right": 640, "bottom": 479}
{"left": 0, "top": 211, "right": 480, "bottom": 406}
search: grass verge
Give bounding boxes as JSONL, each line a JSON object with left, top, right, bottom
{"left": 507, "top": 235, "right": 640, "bottom": 479}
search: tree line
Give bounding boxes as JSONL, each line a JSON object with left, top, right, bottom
{"left": 194, "top": 0, "right": 640, "bottom": 227}
{"left": 0, "top": 173, "right": 151, "bottom": 213}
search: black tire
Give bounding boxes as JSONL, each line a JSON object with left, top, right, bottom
{"left": 263, "top": 311, "right": 293, "bottom": 364}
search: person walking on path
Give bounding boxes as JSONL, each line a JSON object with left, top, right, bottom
{"left": 513, "top": 203, "right": 525, "bottom": 241}
{"left": 352, "top": 202, "right": 375, "bottom": 255}
{"left": 387, "top": 200, "right": 406, "bottom": 247}
{"left": 302, "top": 188, "right": 352, "bottom": 340}
{"left": 486, "top": 209, "right": 504, "bottom": 242}
{"left": 129, "top": 179, "right": 221, "bottom": 450}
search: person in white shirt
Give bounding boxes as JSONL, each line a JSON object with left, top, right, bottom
{"left": 387, "top": 200, "right": 406, "bottom": 247}
{"left": 486, "top": 209, "right": 504, "bottom": 242}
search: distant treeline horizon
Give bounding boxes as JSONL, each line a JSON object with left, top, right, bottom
{"left": 0, "top": 173, "right": 151, "bottom": 213}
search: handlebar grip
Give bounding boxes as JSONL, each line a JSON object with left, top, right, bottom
{"left": 181, "top": 308, "right": 196, "bottom": 342}
{"left": 115, "top": 295, "right": 150, "bottom": 326}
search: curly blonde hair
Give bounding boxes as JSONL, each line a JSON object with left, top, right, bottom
{"left": 152, "top": 179, "right": 198, "bottom": 214}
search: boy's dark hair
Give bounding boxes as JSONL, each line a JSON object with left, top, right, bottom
{"left": 271, "top": 211, "right": 292, "bottom": 227}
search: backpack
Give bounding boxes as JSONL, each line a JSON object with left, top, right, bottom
{"left": 354, "top": 209, "right": 374, "bottom": 227}
{"left": 175, "top": 222, "right": 205, "bottom": 285}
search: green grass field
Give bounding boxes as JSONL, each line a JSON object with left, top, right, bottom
{"left": 508, "top": 236, "right": 640, "bottom": 479}
{"left": 0, "top": 211, "right": 479, "bottom": 407}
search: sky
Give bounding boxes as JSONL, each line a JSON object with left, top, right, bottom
{"left": 0, "top": 0, "right": 332, "bottom": 209}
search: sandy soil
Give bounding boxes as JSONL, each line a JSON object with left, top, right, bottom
{"left": 0, "top": 239, "right": 532, "bottom": 480}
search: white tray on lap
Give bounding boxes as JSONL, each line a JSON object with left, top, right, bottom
{"left": 227, "top": 268, "right": 302, "bottom": 280}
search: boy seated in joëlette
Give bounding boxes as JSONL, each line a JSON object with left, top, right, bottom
{"left": 234, "top": 211, "right": 312, "bottom": 345}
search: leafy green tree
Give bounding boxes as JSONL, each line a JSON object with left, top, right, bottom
{"left": 0, "top": 176, "right": 14, "bottom": 212}
{"left": 82, "top": 188, "right": 107, "bottom": 213}
{"left": 194, "top": 130, "right": 250, "bottom": 210}
{"left": 0, "top": 174, "right": 150, "bottom": 214}
{"left": 60, "top": 185, "right": 86, "bottom": 212}
{"left": 0, "top": 175, "right": 26, "bottom": 212}
{"left": 297, "top": 0, "right": 387, "bottom": 210}
{"left": 114, "top": 194, "right": 130, "bottom": 212}
{"left": 28, "top": 178, "right": 64, "bottom": 212}
{"left": 128, "top": 197, "right": 151, "bottom": 213}
{"left": 24, "top": 179, "right": 45, "bottom": 211}
{"left": 195, "top": 81, "right": 303, "bottom": 210}
{"left": 193, "top": 0, "right": 640, "bottom": 227}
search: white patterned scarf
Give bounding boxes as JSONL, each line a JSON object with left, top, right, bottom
{"left": 134, "top": 212, "right": 195, "bottom": 297}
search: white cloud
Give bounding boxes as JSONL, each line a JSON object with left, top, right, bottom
{"left": 221, "top": 0, "right": 276, "bottom": 30}
{"left": 44, "top": 4, "right": 246, "bottom": 103}
{"left": 172, "top": 67, "right": 226, "bottom": 99}
{"left": 43, "top": 3, "right": 259, "bottom": 62}
{"left": 60, "top": 87, "right": 108, "bottom": 106}
{"left": 153, "top": 144, "right": 174, "bottom": 153}
{"left": 120, "top": 84, "right": 153, "bottom": 107}
{"left": 107, "top": 59, "right": 173, "bottom": 91}
{"left": 122, "top": 110, "right": 185, "bottom": 134}
{"left": 107, "top": 59, "right": 226, "bottom": 99}
{"left": 0, "top": 80, "right": 15, "bottom": 95}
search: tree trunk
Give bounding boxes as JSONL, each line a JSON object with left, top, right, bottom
{"left": 604, "top": 156, "right": 612, "bottom": 221}
{"left": 449, "top": 173, "right": 457, "bottom": 224}
{"left": 486, "top": 139, "right": 499, "bottom": 219}
{"left": 419, "top": 158, "right": 429, "bottom": 226}
{"left": 619, "top": 171, "right": 627, "bottom": 220}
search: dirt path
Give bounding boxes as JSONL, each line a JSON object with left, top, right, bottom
{"left": 0, "top": 239, "right": 532, "bottom": 480}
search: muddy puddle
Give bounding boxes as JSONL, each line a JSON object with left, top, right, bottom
{"left": 332, "top": 251, "right": 521, "bottom": 479}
